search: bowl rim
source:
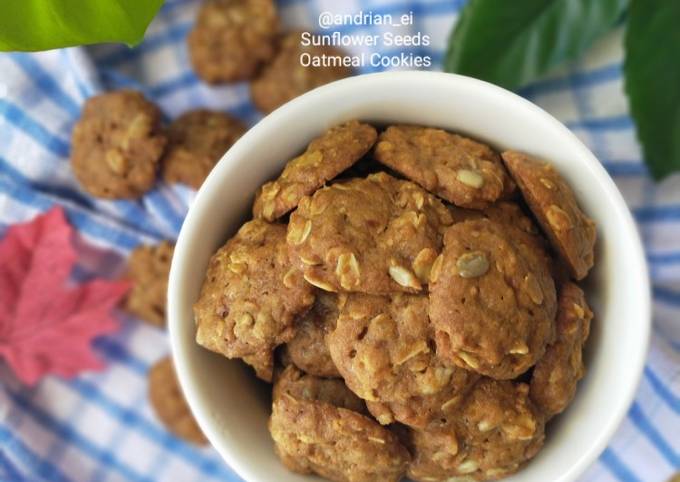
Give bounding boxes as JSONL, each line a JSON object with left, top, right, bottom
{"left": 168, "top": 70, "right": 651, "bottom": 482}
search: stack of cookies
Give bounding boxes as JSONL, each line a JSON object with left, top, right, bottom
{"left": 194, "top": 120, "right": 597, "bottom": 482}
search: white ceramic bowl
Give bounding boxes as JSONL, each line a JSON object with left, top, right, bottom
{"left": 168, "top": 71, "right": 651, "bottom": 482}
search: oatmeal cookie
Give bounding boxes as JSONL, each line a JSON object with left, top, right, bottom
{"left": 285, "top": 291, "right": 340, "bottom": 378}
{"left": 451, "top": 201, "right": 551, "bottom": 263}
{"left": 288, "top": 172, "right": 453, "bottom": 294}
{"left": 450, "top": 201, "right": 541, "bottom": 236}
{"left": 148, "top": 357, "right": 207, "bottom": 445}
{"left": 124, "top": 241, "right": 174, "bottom": 327}
{"left": 501, "top": 151, "right": 596, "bottom": 280}
{"left": 429, "top": 219, "right": 557, "bottom": 379}
{"left": 273, "top": 365, "right": 366, "bottom": 414}
{"left": 402, "top": 379, "right": 544, "bottom": 481}
{"left": 270, "top": 366, "right": 410, "bottom": 482}
{"left": 194, "top": 219, "right": 315, "bottom": 358}
{"left": 70, "top": 90, "right": 166, "bottom": 199}
{"left": 454, "top": 379, "right": 545, "bottom": 480}
{"left": 253, "top": 120, "right": 377, "bottom": 221}
{"left": 251, "top": 31, "right": 353, "bottom": 114}
{"left": 396, "top": 423, "right": 463, "bottom": 482}
{"left": 243, "top": 349, "right": 274, "bottom": 382}
{"left": 374, "top": 126, "right": 511, "bottom": 209}
{"left": 187, "top": 0, "right": 278, "bottom": 83}
{"left": 327, "top": 293, "right": 477, "bottom": 428}
{"left": 530, "top": 282, "right": 592, "bottom": 417}
{"left": 162, "top": 110, "right": 246, "bottom": 189}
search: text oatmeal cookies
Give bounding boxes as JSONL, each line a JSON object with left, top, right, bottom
{"left": 188, "top": 0, "right": 278, "bottom": 83}
{"left": 530, "top": 282, "right": 592, "bottom": 417}
{"left": 327, "top": 292, "right": 477, "bottom": 428}
{"left": 194, "top": 219, "right": 314, "bottom": 359}
{"left": 270, "top": 366, "right": 410, "bottom": 482}
{"left": 253, "top": 120, "right": 377, "bottom": 221}
{"left": 374, "top": 125, "right": 512, "bottom": 209}
{"left": 70, "top": 90, "right": 166, "bottom": 199}
{"left": 287, "top": 172, "right": 453, "bottom": 294}
{"left": 162, "top": 110, "right": 246, "bottom": 189}
{"left": 429, "top": 218, "right": 557, "bottom": 379}
{"left": 251, "top": 31, "right": 353, "bottom": 114}
{"left": 502, "top": 150, "right": 596, "bottom": 280}
{"left": 124, "top": 241, "right": 174, "bottom": 327}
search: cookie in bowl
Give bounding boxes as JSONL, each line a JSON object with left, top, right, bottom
{"left": 188, "top": 119, "right": 600, "bottom": 482}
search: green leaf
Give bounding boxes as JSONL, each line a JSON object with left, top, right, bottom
{"left": 445, "top": 0, "right": 628, "bottom": 90}
{"left": 0, "top": 0, "right": 164, "bottom": 52}
{"left": 624, "top": 0, "right": 680, "bottom": 180}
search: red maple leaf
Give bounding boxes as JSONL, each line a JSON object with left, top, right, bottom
{"left": 0, "top": 207, "right": 130, "bottom": 385}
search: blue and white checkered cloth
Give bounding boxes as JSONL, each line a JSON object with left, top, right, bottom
{"left": 0, "top": 1, "right": 678, "bottom": 481}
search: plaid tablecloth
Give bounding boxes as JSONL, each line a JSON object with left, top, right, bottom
{"left": 0, "top": 0, "right": 678, "bottom": 481}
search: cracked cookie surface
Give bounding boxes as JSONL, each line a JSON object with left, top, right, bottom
{"left": 194, "top": 219, "right": 314, "bottom": 358}
{"left": 374, "top": 125, "right": 510, "bottom": 209}
{"left": 188, "top": 0, "right": 278, "bottom": 83}
{"left": 70, "top": 90, "right": 166, "bottom": 199}
{"left": 253, "top": 121, "right": 377, "bottom": 221}
{"left": 162, "top": 110, "right": 246, "bottom": 189}
{"left": 288, "top": 172, "right": 453, "bottom": 294}
{"left": 530, "top": 282, "right": 592, "bottom": 417}
{"left": 124, "top": 241, "right": 174, "bottom": 327}
{"left": 429, "top": 218, "right": 557, "bottom": 379}
{"left": 502, "top": 151, "right": 596, "bottom": 280}
{"left": 327, "top": 292, "right": 477, "bottom": 428}
{"left": 270, "top": 366, "right": 410, "bottom": 482}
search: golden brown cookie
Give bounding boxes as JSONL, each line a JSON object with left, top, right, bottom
{"left": 450, "top": 201, "right": 551, "bottom": 263}
{"left": 397, "top": 423, "right": 462, "bottom": 482}
{"left": 285, "top": 291, "right": 340, "bottom": 378}
{"left": 148, "top": 357, "right": 207, "bottom": 445}
{"left": 124, "top": 241, "right": 174, "bottom": 327}
{"left": 327, "top": 293, "right": 477, "bottom": 428}
{"left": 187, "top": 0, "right": 278, "bottom": 83}
{"left": 402, "top": 379, "right": 544, "bottom": 481}
{"left": 501, "top": 151, "right": 596, "bottom": 280}
{"left": 252, "top": 120, "right": 377, "bottom": 221}
{"left": 530, "top": 282, "right": 592, "bottom": 417}
{"left": 162, "top": 110, "right": 246, "bottom": 189}
{"left": 243, "top": 349, "right": 274, "bottom": 383}
{"left": 270, "top": 366, "right": 410, "bottom": 482}
{"left": 454, "top": 379, "right": 545, "bottom": 480}
{"left": 194, "top": 219, "right": 315, "bottom": 358}
{"left": 251, "top": 31, "right": 353, "bottom": 114}
{"left": 374, "top": 126, "right": 511, "bottom": 209}
{"left": 287, "top": 172, "right": 453, "bottom": 294}
{"left": 451, "top": 200, "right": 536, "bottom": 231}
{"left": 273, "top": 365, "right": 366, "bottom": 414}
{"left": 429, "top": 219, "right": 557, "bottom": 379}
{"left": 70, "top": 90, "right": 166, "bottom": 199}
